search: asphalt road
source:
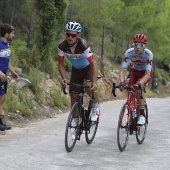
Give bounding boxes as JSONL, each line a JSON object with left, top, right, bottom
{"left": 0, "top": 97, "right": 170, "bottom": 170}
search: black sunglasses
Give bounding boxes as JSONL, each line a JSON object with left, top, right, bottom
{"left": 66, "top": 33, "right": 77, "bottom": 38}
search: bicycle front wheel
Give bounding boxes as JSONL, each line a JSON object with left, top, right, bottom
{"left": 117, "top": 103, "right": 129, "bottom": 152}
{"left": 65, "top": 102, "right": 80, "bottom": 152}
{"left": 136, "top": 103, "right": 148, "bottom": 144}
{"left": 85, "top": 107, "right": 100, "bottom": 144}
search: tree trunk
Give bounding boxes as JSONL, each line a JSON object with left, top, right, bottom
{"left": 0, "top": 0, "right": 5, "bottom": 21}
{"left": 27, "top": 8, "right": 36, "bottom": 49}
{"left": 151, "top": 60, "right": 156, "bottom": 90}
{"left": 114, "top": 38, "right": 118, "bottom": 62}
{"left": 121, "top": 37, "right": 124, "bottom": 62}
{"left": 10, "top": 0, "right": 16, "bottom": 25}
{"left": 100, "top": 24, "right": 105, "bottom": 75}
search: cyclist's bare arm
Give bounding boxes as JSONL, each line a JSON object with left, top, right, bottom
{"left": 119, "top": 68, "right": 127, "bottom": 82}
{"left": 138, "top": 70, "right": 151, "bottom": 85}
{"left": 58, "top": 59, "right": 67, "bottom": 87}
{"left": 8, "top": 62, "right": 20, "bottom": 80}
{"left": 89, "top": 59, "right": 98, "bottom": 90}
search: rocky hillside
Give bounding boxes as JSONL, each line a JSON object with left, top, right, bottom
{"left": 6, "top": 70, "right": 124, "bottom": 128}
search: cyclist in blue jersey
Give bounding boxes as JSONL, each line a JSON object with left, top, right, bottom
{"left": 119, "top": 34, "right": 153, "bottom": 126}
{"left": 57, "top": 21, "right": 100, "bottom": 123}
{"left": 0, "top": 23, "right": 19, "bottom": 131}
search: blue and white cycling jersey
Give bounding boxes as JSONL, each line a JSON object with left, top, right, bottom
{"left": 122, "top": 47, "right": 153, "bottom": 72}
{"left": 58, "top": 37, "right": 94, "bottom": 69}
{"left": 0, "top": 39, "right": 10, "bottom": 72}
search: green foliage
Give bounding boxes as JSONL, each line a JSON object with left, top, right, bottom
{"left": 43, "top": 57, "right": 58, "bottom": 78}
{"left": 10, "top": 40, "right": 43, "bottom": 72}
{"left": 3, "top": 83, "right": 33, "bottom": 117}
{"left": 34, "top": 0, "right": 68, "bottom": 75}
{"left": 28, "top": 69, "right": 44, "bottom": 104}
{"left": 10, "top": 39, "right": 27, "bottom": 68}
{"left": 156, "top": 69, "right": 169, "bottom": 85}
{"left": 3, "top": 84, "right": 18, "bottom": 114}
{"left": 50, "top": 87, "right": 69, "bottom": 108}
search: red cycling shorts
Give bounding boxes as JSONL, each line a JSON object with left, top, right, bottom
{"left": 128, "top": 69, "right": 152, "bottom": 86}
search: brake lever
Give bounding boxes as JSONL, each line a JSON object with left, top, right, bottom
{"left": 61, "top": 86, "right": 67, "bottom": 95}
{"left": 112, "top": 83, "right": 117, "bottom": 97}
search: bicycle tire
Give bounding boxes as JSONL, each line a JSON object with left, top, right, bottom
{"left": 117, "top": 103, "right": 129, "bottom": 152}
{"left": 136, "top": 103, "right": 148, "bottom": 144}
{"left": 65, "top": 102, "right": 80, "bottom": 152}
{"left": 85, "top": 107, "right": 99, "bottom": 144}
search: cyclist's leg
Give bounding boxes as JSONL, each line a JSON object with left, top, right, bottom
{"left": 70, "top": 67, "right": 84, "bottom": 118}
{"left": 127, "top": 69, "right": 138, "bottom": 86}
{"left": 84, "top": 68, "right": 100, "bottom": 121}
{"left": 137, "top": 71, "right": 152, "bottom": 125}
{"left": 84, "top": 84, "right": 99, "bottom": 121}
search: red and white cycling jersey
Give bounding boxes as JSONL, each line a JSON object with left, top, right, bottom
{"left": 58, "top": 37, "right": 94, "bottom": 69}
{"left": 122, "top": 47, "right": 153, "bottom": 72}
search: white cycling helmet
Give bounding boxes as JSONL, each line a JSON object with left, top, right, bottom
{"left": 65, "top": 21, "right": 82, "bottom": 33}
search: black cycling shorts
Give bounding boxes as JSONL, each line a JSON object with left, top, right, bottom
{"left": 69, "top": 65, "right": 92, "bottom": 93}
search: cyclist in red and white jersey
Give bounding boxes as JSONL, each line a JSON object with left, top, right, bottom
{"left": 57, "top": 21, "right": 99, "bottom": 123}
{"left": 119, "top": 34, "right": 153, "bottom": 125}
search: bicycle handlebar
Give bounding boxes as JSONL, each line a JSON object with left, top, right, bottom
{"left": 62, "top": 83, "right": 96, "bottom": 100}
{"left": 111, "top": 83, "right": 144, "bottom": 99}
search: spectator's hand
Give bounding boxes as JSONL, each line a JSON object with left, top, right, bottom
{"left": 61, "top": 79, "right": 67, "bottom": 88}
{"left": 11, "top": 71, "right": 20, "bottom": 80}
{"left": 119, "top": 82, "right": 126, "bottom": 90}
{"left": 133, "top": 82, "right": 141, "bottom": 90}
{"left": 0, "top": 71, "right": 7, "bottom": 82}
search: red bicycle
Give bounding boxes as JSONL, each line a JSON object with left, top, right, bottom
{"left": 112, "top": 83, "right": 148, "bottom": 152}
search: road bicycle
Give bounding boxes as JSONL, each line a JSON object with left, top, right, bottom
{"left": 112, "top": 83, "right": 148, "bottom": 152}
{"left": 63, "top": 81, "right": 100, "bottom": 152}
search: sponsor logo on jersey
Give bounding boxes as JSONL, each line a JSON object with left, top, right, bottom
{"left": 147, "top": 60, "right": 152, "bottom": 65}
{"left": 123, "top": 57, "right": 128, "bottom": 62}
{"left": 67, "top": 54, "right": 84, "bottom": 59}
{"left": 134, "top": 60, "right": 146, "bottom": 66}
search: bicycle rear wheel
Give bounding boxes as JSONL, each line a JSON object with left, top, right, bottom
{"left": 117, "top": 103, "right": 129, "bottom": 152}
{"left": 85, "top": 107, "right": 100, "bottom": 144}
{"left": 136, "top": 103, "right": 148, "bottom": 144}
{"left": 65, "top": 102, "right": 80, "bottom": 152}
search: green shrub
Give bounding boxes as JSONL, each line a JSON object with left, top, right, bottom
{"left": 4, "top": 83, "right": 33, "bottom": 117}
{"left": 28, "top": 69, "right": 44, "bottom": 104}
{"left": 4, "top": 84, "right": 18, "bottom": 114}
{"left": 50, "top": 87, "right": 69, "bottom": 108}
{"left": 42, "top": 57, "right": 58, "bottom": 78}
{"left": 10, "top": 39, "right": 27, "bottom": 68}
{"left": 162, "top": 77, "right": 168, "bottom": 85}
